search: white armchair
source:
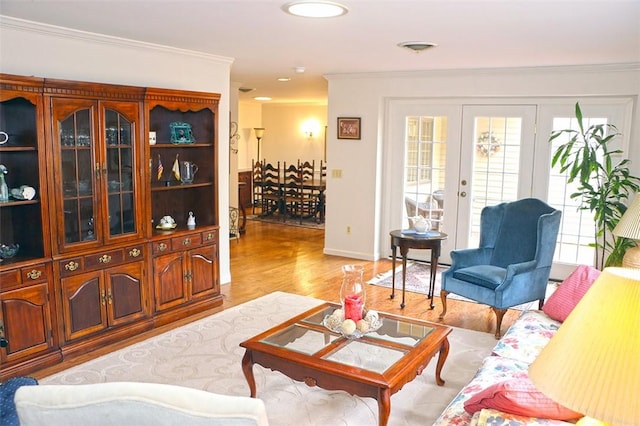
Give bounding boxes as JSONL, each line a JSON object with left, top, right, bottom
{"left": 15, "top": 381, "right": 269, "bottom": 426}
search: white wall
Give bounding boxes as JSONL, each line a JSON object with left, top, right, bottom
{"left": 261, "top": 104, "right": 327, "bottom": 166}
{"left": 324, "top": 65, "right": 640, "bottom": 261}
{"left": 0, "top": 16, "right": 235, "bottom": 284}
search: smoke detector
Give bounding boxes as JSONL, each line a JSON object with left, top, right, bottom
{"left": 397, "top": 41, "right": 437, "bottom": 53}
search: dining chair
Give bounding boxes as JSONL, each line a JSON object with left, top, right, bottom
{"left": 297, "top": 160, "right": 317, "bottom": 224}
{"left": 440, "top": 198, "right": 561, "bottom": 338}
{"left": 282, "top": 161, "right": 301, "bottom": 221}
{"left": 260, "top": 161, "right": 280, "bottom": 216}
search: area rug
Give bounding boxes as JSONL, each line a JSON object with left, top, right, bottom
{"left": 248, "top": 214, "right": 324, "bottom": 230}
{"left": 368, "top": 262, "right": 557, "bottom": 311}
{"left": 41, "top": 291, "right": 497, "bottom": 425}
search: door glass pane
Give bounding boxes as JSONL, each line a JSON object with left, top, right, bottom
{"left": 105, "top": 108, "right": 135, "bottom": 237}
{"left": 547, "top": 116, "right": 606, "bottom": 265}
{"left": 402, "top": 115, "right": 447, "bottom": 231}
{"left": 59, "top": 109, "right": 95, "bottom": 244}
{"left": 469, "top": 116, "right": 522, "bottom": 247}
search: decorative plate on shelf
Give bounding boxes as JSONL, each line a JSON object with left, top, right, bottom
{"left": 170, "top": 121, "right": 196, "bottom": 144}
{"left": 155, "top": 223, "right": 177, "bottom": 230}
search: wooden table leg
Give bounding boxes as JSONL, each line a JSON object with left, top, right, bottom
{"left": 390, "top": 244, "right": 397, "bottom": 300}
{"left": 428, "top": 247, "right": 438, "bottom": 309}
{"left": 400, "top": 246, "right": 410, "bottom": 309}
{"left": 241, "top": 350, "right": 257, "bottom": 397}
{"left": 377, "top": 387, "right": 391, "bottom": 426}
{"left": 434, "top": 338, "right": 450, "bottom": 386}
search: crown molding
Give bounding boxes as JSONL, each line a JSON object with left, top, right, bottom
{"left": 0, "top": 15, "right": 234, "bottom": 65}
{"left": 324, "top": 62, "right": 640, "bottom": 81}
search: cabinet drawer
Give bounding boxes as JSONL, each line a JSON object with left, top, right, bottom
{"left": 59, "top": 257, "right": 84, "bottom": 277}
{"left": 201, "top": 229, "right": 218, "bottom": 244}
{"left": 172, "top": 233, "right": 202, "bottom": 251}
{"left": 125, "top": 245, "right": 145, "bottom": 260}
{"left": 0, "top": 269, "right": 21, "bottom": 289}
{"left": 152, "top": 239, "right": 171, "bottom": 255}
{"left": 84, "top": 249, "right": 124, "bottom": 269}
{"left": 21, "top": 264, "right": 48, "bottom": 284}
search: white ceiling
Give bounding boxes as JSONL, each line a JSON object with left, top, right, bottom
{"left": 2, "top": 0, "right": 639, "bottom": 104}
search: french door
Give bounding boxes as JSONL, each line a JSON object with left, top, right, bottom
{"left": 384, "top": 102, "right": 538, "bottom": 265}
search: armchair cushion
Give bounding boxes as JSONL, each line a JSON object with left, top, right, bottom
{"left": 454, "top": 265, "right": 506, "bottom": 290}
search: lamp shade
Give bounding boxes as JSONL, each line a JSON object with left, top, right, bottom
{"left": 613, "top": 194, "right": 640, "bottom": 268}
{"left": 254, "top": 128, "right": 265, "bottom": 139}
{"left": 528, "top": 267, "right": 640, "bottom": 426}
{"left": 613, "top": 193, "right": 640, "bottom": 239}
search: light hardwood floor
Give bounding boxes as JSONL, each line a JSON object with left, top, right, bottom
{"left": 33, "top": 219, "right": 521, "bottom": 379}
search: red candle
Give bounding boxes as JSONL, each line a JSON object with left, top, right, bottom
{"left": 344, "top": 294, "right": 364, "bottom": 321}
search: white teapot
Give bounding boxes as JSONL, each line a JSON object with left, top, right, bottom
{"left": 410, "top": 215, "right": 431, "bottom": 233}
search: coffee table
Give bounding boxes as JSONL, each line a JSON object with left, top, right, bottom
{"left": 240, "top": 302, "right": 452, "bottom": 426}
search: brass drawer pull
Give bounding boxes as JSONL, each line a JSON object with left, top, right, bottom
{"left": 129, "top": 248, "right": 141, "bottom": 257}
{"left": 183, "top": 238, "right": 191, "bottom": 246}
{"left": 205, "top": 233, "right": 214, "bottom": 241}
{"left": 27, "top": 269, "right": 42, "bottom": 280}
{"left": 98, "top": 254, "right": 112, "bottom": 264}
{"left": 157, "top": 243, "right": 167, "bottom": 252}
{"left": 65, "top": 261, "right": 79, "bottom": 271}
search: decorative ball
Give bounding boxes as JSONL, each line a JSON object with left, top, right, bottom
{"left": 364, "top": 310, "right": 379, "bottom": 324}
{"left": 326, "top": 314, "right": 343, "bottom": 330}
{"left": 341, "top": 319, "right": 357, "bottom": 335}
{"left": 356, "top": 319, "right": 370, "bottom": 333}
{"left": 332, "top": 308, "right": 344, "bottom": 321}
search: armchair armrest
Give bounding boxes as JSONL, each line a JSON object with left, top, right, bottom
{"left": 504, "top": 260, "right": 537, "bottom": 280}
{"left": 450, "top": 248, "right": 492, "bottom": 269}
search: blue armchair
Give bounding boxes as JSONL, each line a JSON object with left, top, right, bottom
{"left": 439, "top": 198, "right": 561, "bottom": 338}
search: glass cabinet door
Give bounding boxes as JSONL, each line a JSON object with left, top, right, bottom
{"left": 52, "top": 99, "right": 142, "bottom": 253}
{"left": 104, "top": 108, "right": 136, "bottom": 238}
{"left": 57, "top": 103, "right": 98, "bottom": 246}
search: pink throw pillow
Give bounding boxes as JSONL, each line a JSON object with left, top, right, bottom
{"left": 464, "top": 377, "right": 582, "bottom": 420}
{"left": 542, "top": 265, "right": 601, "bottom": 322}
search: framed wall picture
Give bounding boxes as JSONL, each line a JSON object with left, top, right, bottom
{"left": 337, "top": 117, "right": 361, "bottom": 140}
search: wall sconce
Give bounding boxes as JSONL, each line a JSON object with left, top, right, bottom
{"left": 301, "top": 119, "right": 320, "bottom": 140}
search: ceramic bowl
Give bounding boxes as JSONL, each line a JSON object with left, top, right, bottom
{"left": 0, "top": 243, "right": 19, "bottom": 259}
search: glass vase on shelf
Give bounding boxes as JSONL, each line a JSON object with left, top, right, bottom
{"left": 340, "top": 264, "right": 366, "bottom": 321}
{"left": 0, "top": 165, "right": 9, "bottom": 203}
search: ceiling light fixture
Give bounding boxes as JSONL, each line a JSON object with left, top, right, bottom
{"left": 254, "top": 96, "right": 272, "bottom": 101}
{"left": 239, "top": 87, "right": 255, "bottom": 93}
{"left": 277, "top": 77, "right": 291, "bottom": 82}
{"left": 283, "top": 1, "right": 348, "bottom": 18}
{"left": 397, "top": 41, "right": 437, "bottom": 53}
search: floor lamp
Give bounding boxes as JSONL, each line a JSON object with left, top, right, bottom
{"left": 254, "top": 128, "right": 265, "bottom": 162}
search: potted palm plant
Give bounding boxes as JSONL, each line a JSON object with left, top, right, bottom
{"left": 550, "top": 102, "right": 640, "bottom": 269}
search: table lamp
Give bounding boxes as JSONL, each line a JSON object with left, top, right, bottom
{"left": 612, "top": 193, "right": 640, "bottom": 268}
{"left": 528, "top": 267, "right": 640, "bottom": 426}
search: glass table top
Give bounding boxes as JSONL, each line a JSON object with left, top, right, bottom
{"left": 259, "top": 304, "right": 436, "bottom": 374}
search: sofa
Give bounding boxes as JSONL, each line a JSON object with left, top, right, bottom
{"left": 433, "top": 265, "right": 601, "bottom": 425}
{"left": 9, "top": 381, "right": 269, "bottom": 426}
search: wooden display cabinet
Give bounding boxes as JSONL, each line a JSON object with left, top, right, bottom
{"left": 0, "top": 75, "right": 59, "bottom": 378}
{"left": 145, "top": 88, "right": 222, "bottom": 321}
{"left": 0, "top": 74, "right": 222, "bottom": 379}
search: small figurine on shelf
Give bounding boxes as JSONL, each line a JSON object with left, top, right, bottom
{"left": 187, "top": 211, "right": 196, "bottom": 230}
{"left": 0, "top": 165, "right": 9, "bottom": 203}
